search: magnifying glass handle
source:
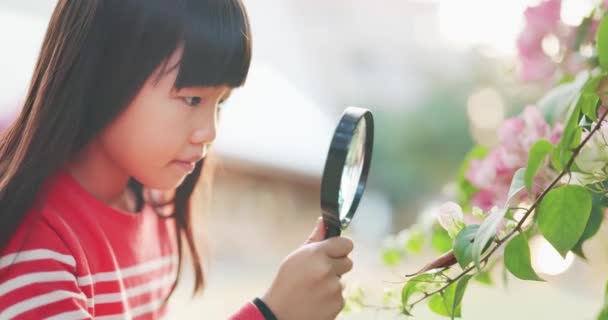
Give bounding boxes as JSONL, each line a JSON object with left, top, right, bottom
{"left": 325, "top": 224, "right": 341, "bottom": 239}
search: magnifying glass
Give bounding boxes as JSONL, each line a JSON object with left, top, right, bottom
{"left": 321, "top": 106, "right": 374, "bottom": 239}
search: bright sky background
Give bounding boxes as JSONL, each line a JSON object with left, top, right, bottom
{"left": 430, "top": 0, "right": 595, "bottom": 55}
{"left": 0, "top": 0, "right": 599, "bottom": 175}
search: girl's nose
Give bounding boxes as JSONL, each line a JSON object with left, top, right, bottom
{"left": 191, "top": 126, "right": 216, "bottom": 145}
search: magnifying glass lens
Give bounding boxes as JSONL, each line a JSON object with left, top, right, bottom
{"left": 338, "top": 119, "right": 367, "bottom": 221}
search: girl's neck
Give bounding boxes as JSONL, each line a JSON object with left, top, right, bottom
{"left": 67, "top": 142, "right": 137, "bottom": 213}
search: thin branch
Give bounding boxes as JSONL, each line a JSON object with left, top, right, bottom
{"left": 359, "top": 303, "right": 401, "bottom": 312}
{"left": 503, "top": 108, "right": 608, "bottom": 242}
{"left": 405, "top": 107, "right": 608, "bottom": 310}
{"left": 507, "top": 206, "right": 530, "bottom": 212}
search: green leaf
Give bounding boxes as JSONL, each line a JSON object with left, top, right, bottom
{"left": 382, "top": 288, "right": 397, "bottom": 307}
{"left": 551, "top": 145, "right": 564, "bottom": 171}
{"left": 597, "top": 14, "right": 608, "bottom": 71}
{"left": 474, "top": 271, "right": 493, "bottom": 285}
{"left": 572, "top": 242, "right": 586, "bottom": 260}
{"left": 453, "top": 225, "right": 479, "bottom": 269}
{"left": 554, "top": 98, "right": 582, "bottom": 169}
{"left": 574, "top": 16, "right": 592, "bottom": 50}
{"left": 472, "top": 207, "right": 507, "bottom": 269}
{"left": 427, "top": 276, "right": 471, "bottom": 319}
{"left": 563, "top": 104, "right": 582, "bottom": 148}
{"left": 525, "top": 140, "right": 554, "bottom": 192}
{"left": 506, "top": 168, "right": 526, "bottom": 206}
{"left": 558, "top": 74, "right": 576, "bottom": 84}
{"left": 582, "top": 73, "right": 604, "bottom": 94}
{"left": 581, "top": 92, "right": 601, "bottom": 122}
{"left": 504, "top": 233, "right": 544, "bottom": 281}
{"left": 451, "top": 275, "right": 472, "bottom": 320}
{"left": 537, "top": 185, "right": 593, "bottom": 257}
{"left": 401, "top": 273, "right": 438, "bottom": 315}
{"left": 457, "top": 146, "right": 489, "bottom": 205}
{"left": 572, "top": 200, "right": 605, "bottom": 259}
{"left": 429, "top": 293, "right": 450, "bottom": 317}
{"left": 432, "top": 226, "right": 453, "bottom": 254}
{"left": 597, "top": 280, "right": 608, "bottom": 320}
{"left": 406, "top": 229, "right": 425, "bottom": 254}
{"left": 502, "top": 263, "right": 510, "bottom": 288}
{"left": 538, "top": 71, "right": 589, "bottom": 124}
{"left": 571, "top": 127, "right": 583, "bottom": 156}
{"left": 428, "top": 285, "right": 459, "bottom": 318}
{"left": 554, "top": 127, "right": 582, "bottom": 172}
{"left": 381, "top": 247, "right": 402, "bottom": 267}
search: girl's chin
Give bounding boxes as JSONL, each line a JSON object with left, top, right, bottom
{"left": 140, "top": 172, "right": 190, "bottom": 191}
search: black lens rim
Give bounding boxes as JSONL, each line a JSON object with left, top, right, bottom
{"left": 321, "top": 107, "right": 374, "bottom": 232}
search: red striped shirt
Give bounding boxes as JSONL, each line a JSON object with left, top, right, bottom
{"left": 0, "top": 170, "right": 264, "bottom": 319}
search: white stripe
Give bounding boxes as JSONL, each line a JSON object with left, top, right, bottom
{"left": 0, "top": 249, "right": 76, "bottom": 269}
{"left": 0, "top": 290, "right": 87, "bottom": 319}
{"left": 95, "top": 297, "right": 164, "bottom": 320}
{"left": 77, "top": 255, "right": 177, "bottom": 286}
{"left": 131, "top": 297, "right": 164, "bottom": 318}
{"left": 0, "top": 271, "right": 78, "bottom": 296}
{"left": 94, "top": 315, "right": 128, "bottom": 320}
{"left": 95, "top": 274, "right": 176, "bottom": 304}
{"left": 45, "top": 309, "right": 92, "bottom": 320}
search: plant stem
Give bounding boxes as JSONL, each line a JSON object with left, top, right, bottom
{"left": 406, "top": 108, "right": 608, "bottom": 310}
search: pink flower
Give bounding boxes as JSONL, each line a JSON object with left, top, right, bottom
{"left": 565, "top": 20, "right": 600, "bottom": 47}
{"left": 498, "top": 106, "right": 549, "bottom": 156}
{"left": 517, "top": 29, "right": 544, "bottom": 58}
{"left": 498, "top": 118, "right": 525, "bottom": 149}
{"left": 522, "top": 106, "right": 550, "bottom": 146}
{"left": 549, "top": 122, "right": 564, "bottom": 144}
{"left": 466, "top": 158, "right": 496, "bottom": 189}
{"left": 523, "top": 0, "right": 561, "bottom": 36}
{"left": 465, "top": 106, "right": 561, "bottom": 210}
{"left": 517, "top": 0, "right": 562, "bottom": 82}
{"left": 496, "top": 146, "right": 524, "bottom": 171}
{"left": 572, "top": 19, "right": 600, "bottom": 43}
{"left": 470, "top": 189, "right": 498, "bottom": 212}
{"left": 516, "top": 28, "right": 553, "bottom": 82}
{"left": 437, "top": 202, "right": 465, "bottom": 238}
{"left": 590, "top": 19, "right": 600, "bottom": 39}
{"left": 564, "top": 54, "right": 586, "bottom": 75}
{"left": 560, "top": 21, "right": 598, "bottom": 75}
{"left": 518, "top": 53, "right": 557, "bottom": 82}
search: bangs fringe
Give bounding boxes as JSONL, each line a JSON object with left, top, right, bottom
{"left": 175, "top": 0, "right": 251, "bottom": 89}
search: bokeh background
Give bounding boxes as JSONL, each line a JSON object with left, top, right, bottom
{"left": 2, "top": 0, "right": 608, "bottom": 319}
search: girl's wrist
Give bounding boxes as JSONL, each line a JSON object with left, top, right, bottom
{"left": 253, "top": 297, "right": 278, "bottom": 320}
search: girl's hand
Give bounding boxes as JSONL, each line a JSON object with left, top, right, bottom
{"left": 261, "top": 218, "right": 354, "bottom": 320}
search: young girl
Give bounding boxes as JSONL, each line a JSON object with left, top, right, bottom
{"left": 0, "top": 1, "right": 354, "bottom": 319}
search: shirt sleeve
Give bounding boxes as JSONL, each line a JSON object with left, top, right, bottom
{"left": 228, "top": 302, "right": 266, "bottom": 320}
{"left": 0, "top": 218, "right": 93, "bottom": 319}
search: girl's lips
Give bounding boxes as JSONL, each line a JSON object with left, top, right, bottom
{"left": 172, "top": 160, "right": 195, "bottom": 172}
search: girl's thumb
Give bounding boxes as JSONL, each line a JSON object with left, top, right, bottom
{"left": 304, "top": 217, "right": 326, "bottom": 244}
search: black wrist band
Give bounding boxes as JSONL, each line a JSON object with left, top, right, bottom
{"left": 253, "top": 297, "right": 278, "bottom": 320}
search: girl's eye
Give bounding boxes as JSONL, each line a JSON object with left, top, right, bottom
{"left": 183, "top": 96, "right": 202, "bottom": 107}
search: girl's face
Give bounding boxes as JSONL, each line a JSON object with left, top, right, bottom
{"left": 98, "top": 49, "right": 231, "bottom": 190}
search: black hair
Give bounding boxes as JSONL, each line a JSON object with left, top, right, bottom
{"left": 0, "top": 0, "right": 251, "bottom": 302}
